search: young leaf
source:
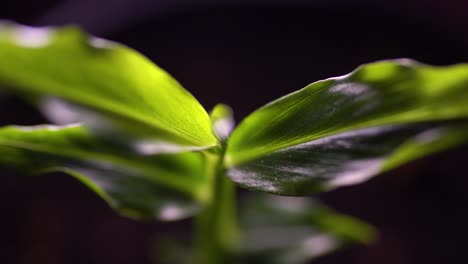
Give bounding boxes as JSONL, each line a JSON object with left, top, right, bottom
{"left": 226, "top": 60, "right": 468, "bottom": 195}
{"left": 0, "top": 21, "right": 217, "bottom": 150}
{"left": 0, "top": 125, "right": 211, "bottom": 220}
{"left": 210, "top": 103, "right": 235, "bottom": 141}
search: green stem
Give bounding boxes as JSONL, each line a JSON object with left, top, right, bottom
{"left": 194, "top": 144, "right": 239, "bottom": 264}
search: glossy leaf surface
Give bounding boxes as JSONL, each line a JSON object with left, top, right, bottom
{"left": 0, "top": 21, "right": 217, "bottom": 149}
{"left": 0, "top": 125, "right": 210, "bottom": 220}
{"left": 226, "top": 60, "right": 468, "bottom": 194}
{"left": 234, "top": 194, "right": 374, "bottom": 264}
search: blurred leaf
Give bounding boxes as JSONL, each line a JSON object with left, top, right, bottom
{"left": 226, "top": 60, "right": 468, "bottom": 195}
{"left": 0, "top": 21, "right": 217, "bottom": 151}
{"left": 210, "top": 103, "right": 235, "bottom": 141}
{"left": 149, "top": 194, "right": 374, "bottom": 264}
{"left": 0, "top": 125, "right": 211, "bottom": 220}
{"left": 233, "top": 194, "right": 375, "bottom": 264}
{"left": 152, "top": 233, "right": 194, "bottom": 264}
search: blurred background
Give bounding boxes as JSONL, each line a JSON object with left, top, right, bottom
{"left": 1, "top": 0, "right": 468, "bottom": 263}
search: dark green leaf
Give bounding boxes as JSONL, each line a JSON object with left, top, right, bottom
{"left": 0, "top": 21, "right": 217, "bottom": 150}
{"left": 234, "top": 194, "right": 375, "bottom": 264}
{"left": 0, "top": 125, "right": 211, "bottom": 220}
{"left": 226, "top": 60, "right": 468, "bottom": 194}
{"left": 149, "top": 194, "right": 374, "bottom": 264}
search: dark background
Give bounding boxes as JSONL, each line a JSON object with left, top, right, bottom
{"left": 1, "top": 0, "right": 468, "bottom": 263}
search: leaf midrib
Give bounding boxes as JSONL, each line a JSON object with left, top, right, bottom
{"left": 226, "top": 114, "right": 468, "bottom": 166}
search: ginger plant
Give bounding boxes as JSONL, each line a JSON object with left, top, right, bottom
{"left": 1, "top": 21, "right": 468, "bottom": 263}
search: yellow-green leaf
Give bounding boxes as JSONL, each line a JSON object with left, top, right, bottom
{"left": 0, "top": 21, "right": 217, "bottom": 150}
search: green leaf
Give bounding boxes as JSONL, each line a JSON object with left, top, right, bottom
{"left": 0, "top": 125, "right": 211, "bottom": 220}
{"left": 0, "top": 21, "right": 217, "bottom": 150}
{"left": 226, "top": 60, "right": 468, "bottom": 195}
{"left": 233, "top": 194, "right": 375, "bottom": 264}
